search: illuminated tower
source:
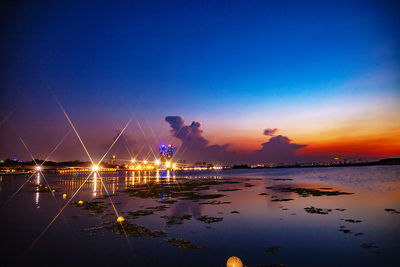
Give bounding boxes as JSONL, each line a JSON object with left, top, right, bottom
{"left": 160, "top": 144, "right": 174, "bottom": 162}
{"left": 166, "top": 144, "right": 174, "bottom": 160}
{"left": 160, "top": 145, "right": 167, "bottom": 161}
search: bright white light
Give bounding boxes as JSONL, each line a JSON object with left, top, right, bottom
{"left": 92, "top": 165, "right": 99, "bottom": 172}
{"left": 143, "top": 160, "right": 148, "bottom": 164}
{"left": 155, "top": 160, "right": 160, "bottom": 165}
{"left": 131, "top": 159, "right": 135, "bottom": 163}
{"left": 165, "top": 161, "right": 171, "bottom": 168}
{"left": 172, "top": 163, "right": 176, "bottom": 169}
{"left": 35, "top": 166, "right": 42, "bottom": 171}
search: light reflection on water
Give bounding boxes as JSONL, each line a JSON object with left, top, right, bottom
{"left": 56, "top": 170, "right": 210, "bottom": 200}
{"left": 35, "top": 172, "right": 40, "bottom": 207}
{"left": 0, "top": 166, "right": 399, "bottom": 266}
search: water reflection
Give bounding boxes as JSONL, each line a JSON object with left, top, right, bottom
{"left": 171, "top": 200, "right": 202, "bottom": 218}
{"left": 93, "top": 172, "right": 98, "bottom": 197}
{"left": 35, "top": 172, "right": 40, "bottom": 207}
{"left": 0, "top": 167, "right": 399, "bottom": 266}
{"left": 57, "top": 171, "right": 199, "bottom": 200}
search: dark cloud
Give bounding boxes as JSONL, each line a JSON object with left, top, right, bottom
{"left": 263, "top": 128, "right": 279, "bottom": 136}
{"left": 165, "top": 116, "right": 208, "bottom": 147}
{"left": 249, "top": 135, "right": 307, "bottom": 164}
{"left": 165, "top": 116, "right": 236, "bottom": 163}
{"left": 165, "top": 116, "right": 307, "bottom": 165}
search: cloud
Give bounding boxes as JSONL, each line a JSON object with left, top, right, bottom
{"left": 165, "top": 116, "right": 208, "bottom": 147}
{"left": 263, "top": 128, "right": 279, "bottom": 136}
{"left": 165, "top": 116, "right": 307, "bottom": 164}
{"left": 249, "top": 135, "right": 307, "bottom": 164}
{"left": 165, "top": 116, "right": 236, "bottom": 163}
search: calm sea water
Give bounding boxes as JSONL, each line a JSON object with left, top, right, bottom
{"left": 0, "top": 166, "right": 399, "bottom": 266}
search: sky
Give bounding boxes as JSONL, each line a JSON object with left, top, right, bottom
{"left": 1, "top": 0, "right": 399, "bottom": 164}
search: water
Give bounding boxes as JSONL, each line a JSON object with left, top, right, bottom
{"left": 0, "top": 166, "right": 399, "bottom": 266}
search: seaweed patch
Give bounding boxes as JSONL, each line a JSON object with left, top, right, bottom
{"left": 161, "top": 214, "right": 192, "bottom": 226}
{"left": 385, "top": 208, "right": 400, "bottom": 214}
{"left": 345, "top": 219, "right": 362, "bottom": 223}
{"left": 304, "top": 206, "right": 332, "bottom": 215}
{"left": 128, "top": 205, "right": 170, "bottom": 219}
{"left": 70, "top": 200, "right": 108, "bottom": 214}
{"left": 104, "top": 221, "right": 166, "bottom": 238}
{"left": 271, "top": 198, "right": 293, "bottom": 202}
{"left": 199, "top": 200, "right": 231, "bottom": 205}
{"left": 265, "top": 246, "right": 280, "bottom": 254}
{"left": 273, "top": 187, "right": 353, "bottom": 197}
{"left": 197, "top": 215, "right": 223, "bottom": 224}
{"left": 361, "top": 243, "right": 378, "bottom": 249}
{"left": 165, "top": 238, "right": 205, "bottom": 250}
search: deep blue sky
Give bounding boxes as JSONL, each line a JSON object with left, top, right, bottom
{"left": 1, "top": 0, "right": 399, "bottom": 163}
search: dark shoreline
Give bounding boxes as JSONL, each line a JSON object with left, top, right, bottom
{"left": 233, "top": 158, "right": 400, "bottom": 170}
{"left": 1, "top": 157, "right": 399, "bottom": 175}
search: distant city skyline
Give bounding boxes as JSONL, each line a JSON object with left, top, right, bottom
{"left": 1, "top": 1, "right": 399, "bottom": 164}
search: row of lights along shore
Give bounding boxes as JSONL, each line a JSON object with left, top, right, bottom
{"left": 32, "top": 144, "right": 222, "bottom": 174}
{"left": 35, "top": 160, "right": 223, "bottom": 174}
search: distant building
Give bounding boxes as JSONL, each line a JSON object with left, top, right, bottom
{"left": 333, "top": 157, "right": 340, "bottom": 165}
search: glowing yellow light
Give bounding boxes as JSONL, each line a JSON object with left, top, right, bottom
{"left": 143, "top": 160, "right": 148, "bottom": 164}
{"left": 155, "top": 160, "right": 160, "bottom": 165}
{"left": 172, "top": 163, "right": 176, "bottom": 169}
{"left": 165, "top": 161, "right": 171, "bottom": 168}
{"left": 117, "top": 216, "right": 125, "bottom": 223}
{"left": 226, "top": 256, "right": 243, "bottom": 267}
{"left": 131, "top": 159, "right": 135, "bottom": 163}
{"left": 92, "top": 165, "right": 99, "bottom": 172}
{"left": 78, "top": 200, "right": 84, "bottom": 205}
{"left": 63, "top": 194, "right": 67, "bottom": 198}
{"left": 35, "top": 166, "right": 42, "bottom": 171}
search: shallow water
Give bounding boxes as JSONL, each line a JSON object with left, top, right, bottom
{"left": 0, "top": 166, "right": 399, "bottom": 266}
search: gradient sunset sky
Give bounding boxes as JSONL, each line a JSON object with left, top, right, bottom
{"left": 1, "top": 0, "right": 399, "bottom": 163}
